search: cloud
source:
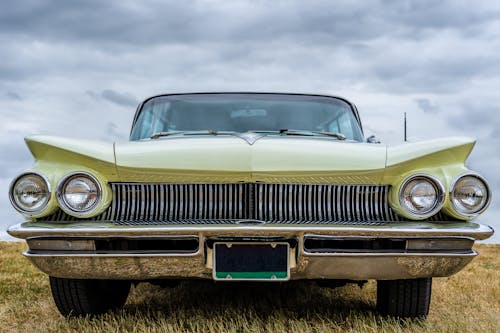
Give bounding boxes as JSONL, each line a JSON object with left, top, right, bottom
{"left": 85, "top": 90, "right": 99, "bottom": 99}
{"left": 101, "top": 89, "right": 137, "bottom": 107}
{"left": 415, "top": 98, "right": 440, "bottom": 114}
{"left": 1, "top": 1, "right": 500, "bottom": 94}
{"left": 5, "top": 91, "right": 22, "bottom": 100}
{"left": 446, "top": 100, "right": 500, "bottom": 133}
{"left": 86, "top": 89, "right": 137, "bottom": 108}
{"left": 106, "top": 121, "right": 127, "bottom": 140}
{"left": 1, "top": 1, "right": 498, "bottom": 46}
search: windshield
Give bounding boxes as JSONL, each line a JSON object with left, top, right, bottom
{"left": 130, "top": 93, "right": 364, "bottom": 141}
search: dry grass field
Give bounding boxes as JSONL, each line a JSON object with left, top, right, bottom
{"left": 1, "top": 242, "right": 498, "bottom": 333}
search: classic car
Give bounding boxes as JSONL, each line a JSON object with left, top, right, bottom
{"left": 7, "top": 93, "right": 493, "bottom": 318}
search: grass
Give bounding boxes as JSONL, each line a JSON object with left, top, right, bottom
{"left": 1, "top": 242, "right": 498, "bottom": 333}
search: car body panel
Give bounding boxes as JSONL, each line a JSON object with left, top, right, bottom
{"left": 21, "top": 134, "right": 480, "bottom": 221}
{"left": 114, "top": 136, "right": 388, "bottom": 183}
{"left": 25, "top": 134, "right": 475, "bottom": 185}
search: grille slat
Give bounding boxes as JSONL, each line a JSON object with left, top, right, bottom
{"left": 37, "top": 183, "right": 455, "bottom": 224}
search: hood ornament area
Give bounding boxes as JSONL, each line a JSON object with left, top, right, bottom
{"left": 233, "top": 132, "right": 266, "bottom": 145}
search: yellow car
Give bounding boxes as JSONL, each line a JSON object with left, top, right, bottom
{"left": 8, "top": 93, "right": 493, "bottom": 318}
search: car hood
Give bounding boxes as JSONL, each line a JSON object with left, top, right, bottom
{"left": 114, "top": 136, "right": 387, "bottom": 183}
{"left": 25, "top": 135, "right": 475, "bottom": 184}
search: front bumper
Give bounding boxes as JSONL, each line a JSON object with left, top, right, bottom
{"left": 7, "top": 221, "right": 494, "bottom": 281}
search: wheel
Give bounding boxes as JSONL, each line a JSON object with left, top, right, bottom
{"left": 49, "top": 277, "right": 131, "bottom": 316}
{"left": 377, "top": 278, "right": 432, "bottom": 318}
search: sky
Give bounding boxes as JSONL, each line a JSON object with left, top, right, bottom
{"left": 1, "top": 0, "right": 499, "bottom": 242}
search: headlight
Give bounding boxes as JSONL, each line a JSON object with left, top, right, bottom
{"left": 9, "top": 172, "right": 51, "bottom": 215}
{"left": 451, "top": 174, "right": 491, "bottom": 216}
{"left": 57, "top": 172, "right": 102, "bottom": 216}
{"left": 399, "top": 175, "right": 445, "bottom": 218}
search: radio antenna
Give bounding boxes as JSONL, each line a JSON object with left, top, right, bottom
{"left": 404, "top": 112, "right": 407, "bottom": 142}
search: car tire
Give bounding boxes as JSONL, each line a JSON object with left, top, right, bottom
{"left": 376, "top": 278, "right": 432, "bottom": 318}
{"left": 49, "top": 277, "right": 131, "bottom": 316}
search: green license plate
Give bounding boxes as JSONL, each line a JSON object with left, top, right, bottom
{"left": 213, "top": 242, "right": 290, "bottom": 281}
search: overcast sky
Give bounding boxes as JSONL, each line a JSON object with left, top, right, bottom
{"left": 1, "top": 0, "right": 499, "bottom": 241}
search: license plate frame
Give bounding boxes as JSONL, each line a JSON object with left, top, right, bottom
{"left": 213, "top": 242, "right": 290, "bottom": 281}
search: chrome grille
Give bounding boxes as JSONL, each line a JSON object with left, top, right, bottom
{"left": 112, "top": 183, "right": 248, "bottom": 221}
{"left": 38, "top": 183, "right": 443, "bottom": 223}
{"left": 252, "top": 184, "right": 396, "bottom": 222}
{"left": 111, "top": 183, "right": 397, "bottom": 222}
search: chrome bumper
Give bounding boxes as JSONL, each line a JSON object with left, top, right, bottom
{"left": 7, "top": 221, "right": 494, "bottom": 281}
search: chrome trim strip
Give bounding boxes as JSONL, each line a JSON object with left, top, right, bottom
{"left": 25, "top": 251, "right": 201, "bottom": 258}
{"left": 301, "top": 251, "right": 476, "bottom": 257}
{"left": 406, "top": 238, "right": 474, "bottom": 251}
{"left": 8, "top": 222, "right": 495, "bottom": 240}
{"left": 27, "top": 239, "right": 96, "bottom": 251}
{"left": 301, "top": 234, "right": 475, "bottom": 255}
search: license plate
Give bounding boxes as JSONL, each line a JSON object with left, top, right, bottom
{"left": 213, "top": 242, "right": 290, "bottom": 281}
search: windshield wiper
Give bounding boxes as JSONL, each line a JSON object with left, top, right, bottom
{"left": 151, "top": 129, "right": 346, "bottom": 141}
{"left": 281, "top": 129, "right": 346, "bottom": 140}
{"left": 150, "top": 130, "right": 230, "bottom": 139}
{"left": 252, "top": 129, "right": 346, "bottom": 140}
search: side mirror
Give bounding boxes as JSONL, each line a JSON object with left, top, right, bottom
{"left": 366, "top": 135, "right": 381, "bottom": 144}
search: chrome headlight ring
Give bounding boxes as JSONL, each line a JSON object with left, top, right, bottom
{"left": 450, "top": 173, "right": 491, "bottom": 217}
{"left": 398, "top": 174, "right": 445, "bottom": 219}
{"left": 9, "top": 171, "right": 51, "bottom": 215}
{"left": 56, "top": 172, "right": 102, "bottom": 217}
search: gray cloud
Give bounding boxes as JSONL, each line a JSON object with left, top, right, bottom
{"left": 106, "top": 121, "right": 127, "bottom": 141}
{"left": 86, "top": 89, "right": 137, "bottom": 107}
{"left": 101, "top": 89, "right": 138, "bottom": 107}
{"left": 1, "top": 1, "right": 499, "bottom": 95}
{"left": 447, "top": 100, "right": 500, "bottom": 132}
{"left": 1, "top": 1, "right": 498, "bottom": 45}
{"left": 85, "top": 90, "right": 99, "bottom": 99}
{"left": 6, "top": 91, "right": 22, "bottom": 100}
{"left": 0, "top": 140, "right": 33, "bottom": 172}
{"left": 415, "top": 98, "right": 440, "bottom": 114}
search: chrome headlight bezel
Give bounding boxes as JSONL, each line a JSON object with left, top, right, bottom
{"left": 9, "top": 171, "right": 51, "bottom": 215}
{"left": 56, "top": 172, "right": 102, "bottom": 217}
{"left": 450, "top": 173, "right": 491, "bottom": 217}
{"left": 398, "top": 174, "right": 445, "bottom": 219}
